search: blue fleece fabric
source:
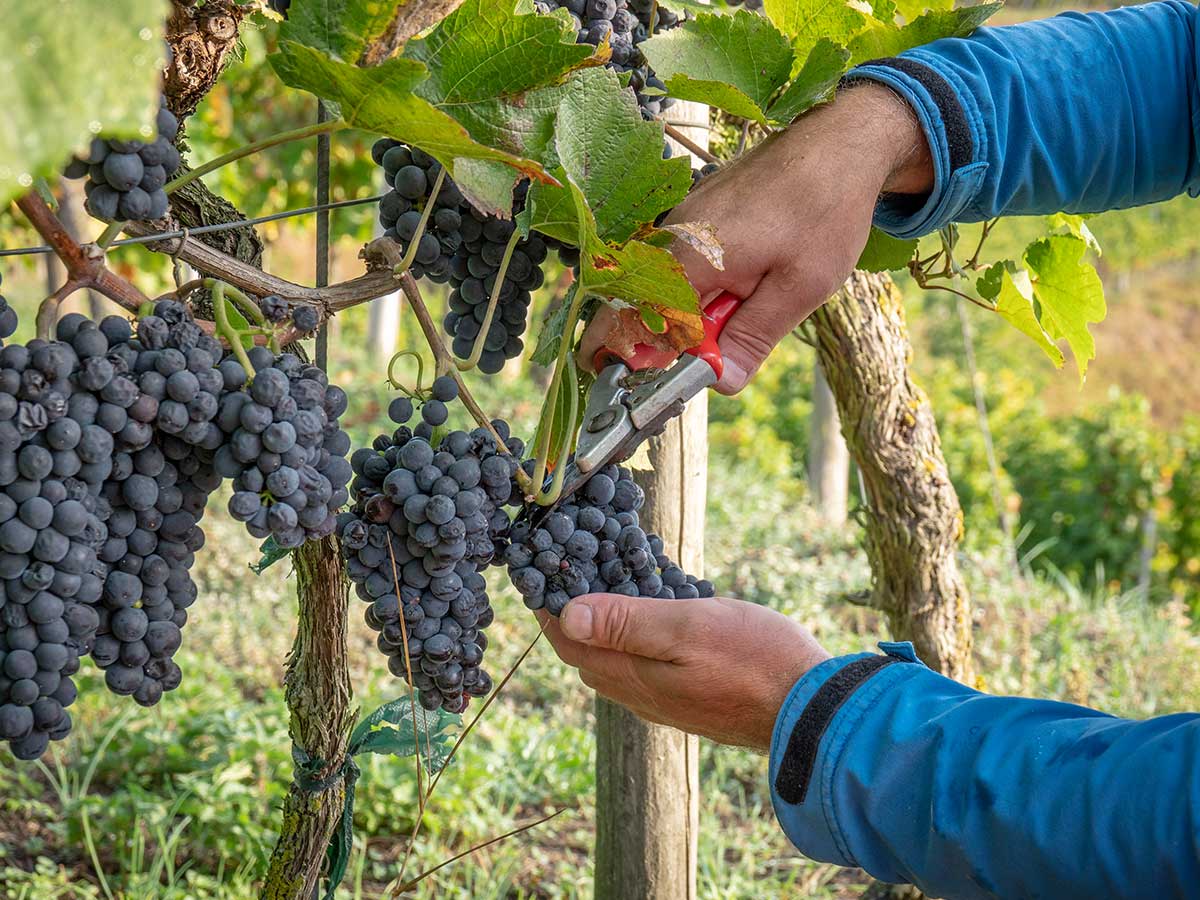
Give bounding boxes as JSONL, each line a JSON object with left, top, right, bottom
{"left": 851, "top": 1, "right": 1200, "bottom": 238}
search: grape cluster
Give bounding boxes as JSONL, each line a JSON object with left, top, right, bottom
{"left": 214, "top": 348, "right": 352, "bottom": 548}
{"left": 65, "top": 98, "right": 181, "bottom": 223}
{"left": 339, "top": 376, "right": 523, "bottom": 713}
{"left": 534, "top": 0, "right": 680, "bottom": 119}
{"left": 505, "top": 463, "right": 713, "bottom": 614}
{"left": 0, "top": 301, "right": 224, "bottom": 759}
{"left": 443, "top": 205, "right": 548, "bottom": 374}
{"left": 372, "top": 140, "right": 467, "bottom": 283}
{"left": 0, "top": 295, "right": 352, "bottom": 760}
{"left": 0, "top": 274, "right": 18, "bottom": 347}
{"left": 370, "top": 140, "right": 549, "bottom": 374}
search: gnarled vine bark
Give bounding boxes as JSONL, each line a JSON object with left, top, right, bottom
{"left": 805, "top": 271, "right": 973, "bottom": 681}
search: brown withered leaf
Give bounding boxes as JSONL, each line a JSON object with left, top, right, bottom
{"left": 601, "top": 305, "right": 705, "bottom": 368}
{"left": 659, "top": 221, "right": 724, "bottom": 271}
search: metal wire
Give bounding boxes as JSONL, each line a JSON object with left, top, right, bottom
{"left": 0, "top": 192, "right": 385, "bottom": 259}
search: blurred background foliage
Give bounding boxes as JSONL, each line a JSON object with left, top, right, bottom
{"left": 2, "top": 2, "right": 1199, "bottom": 898}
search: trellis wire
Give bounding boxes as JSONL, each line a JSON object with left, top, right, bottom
{"left": 0, "top": 193, "right": 385, "bottom": 258}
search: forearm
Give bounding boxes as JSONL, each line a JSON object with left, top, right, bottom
{"left": 848, "top": 1, "right": 1200, "bottom": 238}
{"left": 769, "top": 643, "right": 1200, "bottom": 898}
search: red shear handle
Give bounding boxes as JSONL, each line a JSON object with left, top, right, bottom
{"left": 592, "top": 292, "right": 742, "bottom": 380}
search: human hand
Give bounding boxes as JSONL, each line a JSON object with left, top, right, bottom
{"left": 580, "top": 82, "right": 933, "bottom": 394}
{"left": 538, "top": 592, "right": 830, "bottom": 752}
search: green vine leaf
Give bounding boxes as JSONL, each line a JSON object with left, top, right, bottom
{"left": 765, "top": 39, "right": 851, "bottom": 124}
{"left": 0, "top": 0, "right": 167, "bottom": 209}
{"left": 532, "top": 284, "right": 599, "bottom": 367}
{"left": 279, "top": 0, "right": 400, "bottom": 62}
{"left": 856, "top": 226, "right": 917, "bottom": 272}
{"left": 639, "top": 11, "right": 796, "bottom": 126}
{"left": 406, "top": 0, "right": 603, "bottom": 102}
{"left": 269, "top": 43, "right": 557, "bottom": 208}
{"left": 583, "top": 240, "right": 699, "bottom": 313}
{"left": 1023, "top": 235, "right": 1106, "bottom": 381}
{"left": 848, "top": 3, "right": 1001, "bottom": 63}
{"left": 349, "top": 696, "right": 459, "bottom": 770}
{"left": 1047, "top": 212, "right": 1102, "bottom": 255}
{"left": 764, "top": 0, "right": 868, "bottom": 65}
{"left": 981, "top": 261, "right": 1066, "bottom": 369}
{"left": 551, "top": 68, "right": 692, "bottom": 244}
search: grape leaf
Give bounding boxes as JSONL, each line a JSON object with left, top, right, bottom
{"left": 526, "top": 166, "right": 600, "bottom": 251}
{"left": 531, "top": 286, "right": 600, "bottom": 367}
{"left": 856, "top": 227, "right": 917, "bottom": 272}
{"left": 527, "top": 166, "right": 699, "bottom": 321}
{"left": 405, "top": 0, "right": 603, "bottom": 102}
{"left": 396, "top": 0, "right": 608, "bottom": 210}
{"left": 892, "top": 0, "right": 956, "bottom": 20}
{"left": 269, "top": 43, "right": 556, "bottom": 197}
{"left": 765, "top": 39, "right": 851, "bottom": 124}
{"left": 639, "top": 11, "right": 795, "bottom": 126}
{"left": 982, "top": 262, "right": 1066, "bottom": 368}
{"left": 551, "top": 68, "right": 692, "bottom": 244}
{"left": 0, "top": 0, "right": 166, "bottom": 209}
{"left": 764, "top": 0, "right": 868, "bottom": 64}
{"left": 848, "top": 3, "right": 1001, "bottom": 63}
{"left": 280, "top": 0, "right": 400, "bottom": 62}
{"left": 583, "top": 240, "right": 700, "bottom": 314}
{"left": 1047, "top": 212, "right": 1101, "bottom": 255}
{"left": 1024, "top": 235, "right": 1106, "bottom": 381}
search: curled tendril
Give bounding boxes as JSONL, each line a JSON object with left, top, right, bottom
{"left": 387, "top": 349, "right": 428, "bottom": 398}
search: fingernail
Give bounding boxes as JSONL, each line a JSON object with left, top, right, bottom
{"left": 561, "top": 602, "right": 594, "bottom": 641}
{"left": 718, "top": 358, "right": 747, "bottom": 394}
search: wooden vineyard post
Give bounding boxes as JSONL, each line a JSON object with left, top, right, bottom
{"left": 593, "top": 101, "right": 707, "bottom": 900}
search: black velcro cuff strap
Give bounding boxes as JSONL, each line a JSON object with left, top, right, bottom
{"left": 774, "top": 656, "right": 900, "bottom": 805}
{"left": 851, "top": 57, "right": 974, "bottom": 172}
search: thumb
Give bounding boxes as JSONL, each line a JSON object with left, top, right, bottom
{"left": 560, "top": 593, "right": 695, "bottom": 661}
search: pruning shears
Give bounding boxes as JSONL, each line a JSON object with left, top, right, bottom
{"left": 556, "top": 291, "right": 742, "bottom": 501}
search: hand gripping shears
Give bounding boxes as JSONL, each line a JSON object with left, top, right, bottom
{"left": 556, "top": 291, "right": 741, "bottom": 500}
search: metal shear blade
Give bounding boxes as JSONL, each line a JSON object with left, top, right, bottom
{"left": 559, "top": 353, "right": 717, "bottom": 499}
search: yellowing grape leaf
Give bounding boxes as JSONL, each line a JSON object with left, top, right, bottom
{"left": 1024, "top": 235, "right": 1106, "bottom": 381}
{"left": 980, "top": 262, "right": 1065, "bottom": 368}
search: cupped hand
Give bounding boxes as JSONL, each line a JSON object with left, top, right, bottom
{"left": 537, "top": 592, "right": 830, "bottom": 752}
{"left": 579, "top": 82, "right": 933, "bottom": 394}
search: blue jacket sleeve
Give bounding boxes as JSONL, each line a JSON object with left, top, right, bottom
{"left": 847, "top": 1, "right": 1200, "bottom": 238}
{"left": 768, "top": 642, "right": 1200, "bottom": 899}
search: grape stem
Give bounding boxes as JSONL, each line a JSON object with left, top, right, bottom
{"left": 15, "top": 191, "right": 150, "bottom": 316}
{"left": 209, "top": 280, "right": 257, "bottom": 378}
{"left": 393, "top": 269, "right": 513, "bottom": 458}
{"left": 534, "top": 358, "right": 579, "bottom": 506}
{"left": 391, "top": 627, "right": 547, "bottom": 892}
{"left": 393, "top": 167, "right": 446, "bottom": 276}
{"left": 529, "top": 285, "right": 588, "bottom": 495}
{"left": 458, "top": 228, "right": 520, "bottom": 371}
{"left": 390, "top": 807, "right": 568, "bottom": 896}
{"left": 36, "top": 279, "right": 84, "bottom": 342}
{"left": 164, "top": 119, "right": 349, "bottom": 197}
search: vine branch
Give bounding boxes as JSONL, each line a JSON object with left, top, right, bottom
{"left": 664, "top": 123, "right": 719, "bottom": 165}
{"left": 16, "top": 192, "right": 150, "bottom": 314}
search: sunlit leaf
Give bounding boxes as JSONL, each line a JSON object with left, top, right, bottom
{"left": 765, "top": 39, "right": 850, "bottom": 124}
{"left": 1024, "top": 235, "right": 1106, "bottom": 381}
